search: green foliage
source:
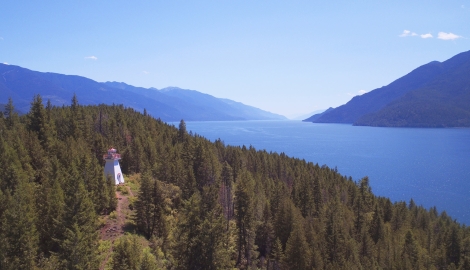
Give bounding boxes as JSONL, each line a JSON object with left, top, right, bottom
{"left": 235, "top": 169, "right": 256, "bottom": 268}
{"left": 0, "top": 94, "right": 469, "bottom": 269}
{"left": 0, "top": 178, "right": 39, "bottom": 270}
{"left": 117, "top": 185, "right": 129, "bottom": 195}
{"left": 283, "top": 219, "right": 312, "bottom": 270}
{"left": 140, "top": 247, "right": 160, "bottom": 270}
{"left": 60, "top": 181, "right": 99, "bottom": 270}
{"left": 134, "top": 172, "right": 166, "bottom": 239}
{"left": 112, "top": 234, "right": 142, "bottom": 270}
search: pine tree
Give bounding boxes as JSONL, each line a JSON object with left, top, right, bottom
{"left": 4, "top": 97, "right": 17, "bottom": 128}
{"left": 199, "top": 185, "right": 232, "bottom": 269}
{"left": 69, "top": 94, "right": 83, "bottom": 139}
{"left": 370, "top": 204, "right": 384, "bottom": 244}
{"left": 255, "top": 202, "right": 274, "bottom": 263}
{"left": 325, "top": 197, "right": 346, "bottom": 264}
{"left": 235, "top": 169, "right": 255, "bottom": 268}
{"left": 178, "top": 119, "right": 187, "bottom": 143}
{"left": 383, "top": 198, "right": 393, "bottom": 223}
{"left": 221, "top": 161, "right": 234, "bottom": 223}
{"left": 274, "top": 197, "right": 296, "bottom": 249}
{"left": 193, "top": 142, "right": 218, "bottom": 191}
{"left": 28, "top": 94, "right": 53, "bottom": 148}
{"left": 135, "top": 172, "right": 156, "bottom": 238}
{"left": 312, "top": 174, "right": 323, "bottom": 217}
{"left": 0, "top": 135, "right": 24, "bottom": 191}
{"left": 402, "top": 230, "right": 419, "bottom": 269}
{"left": 181, "top": 167, "right": 197, "bottom": 201}
{"left": 447, "top": 225, "right": 461, "bottom": 266}
{"left": 38, "top": 159, "right": 66, "bottom": 255}
{"left": 172, "top": 191, "right": 203, "bottom": 270}
{"left": 283, "top": 219, "right": 311, "bottom": 270}
{"left": 0, "top": 178, "right": 39, "bottom": 270}
{"left": 60, "top": 181, "right": 99, "bottom": 270}
{"left": 270, "top": 238, "right": 284, "bottom": 270}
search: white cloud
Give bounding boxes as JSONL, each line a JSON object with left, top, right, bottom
{"left": 85, "top": 56, "right": 98, "bottom": 60}
{"left": 420, "top": 33, "right": 433, "bottom": 39}
{"left": 399, "top": 30, "right": 418, "bottom": 37}
{"left": 3, "top": 62, "right": 8, "bottom": 65}
{"left": 142, "top": 71, "right": 149, "bottom": 75}
{"left": 437, "top": 32, "right": 462, "bottom": 40}
{"left": 358, "top": 90, "right": 367, "bottom": 95}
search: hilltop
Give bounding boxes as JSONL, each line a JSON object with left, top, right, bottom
{"left": 1, "top": 96, "right": 469, "bottom": 269}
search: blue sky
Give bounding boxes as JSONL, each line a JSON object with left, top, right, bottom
{"left": 1, "top": 1, "right": 469, "bottom": 118}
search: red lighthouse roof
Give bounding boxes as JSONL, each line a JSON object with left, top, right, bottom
{"left": 104, "top": 148, "right": 121, "bottom": 160}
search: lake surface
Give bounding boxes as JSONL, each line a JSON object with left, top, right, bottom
{"left": 181, "top": 120, "right": 470, "bottom": 225}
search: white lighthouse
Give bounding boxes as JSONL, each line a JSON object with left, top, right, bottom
{"left": 104, "top": 148, "right": 124, "bottom": 185}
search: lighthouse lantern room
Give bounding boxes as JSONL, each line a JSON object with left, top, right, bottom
{"left": 104, "top": 148, "right": 124, "bottom": 185}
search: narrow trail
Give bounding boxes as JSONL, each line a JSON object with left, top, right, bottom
{"left": 99, "top": 185, "right": 134, "bottom": 269}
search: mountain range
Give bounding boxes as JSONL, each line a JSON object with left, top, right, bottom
{"left": 0, "top": 64, "right": 286, "bottom": 122}
{"left": 304, "top": 50, "right": 470, "bottom": 127}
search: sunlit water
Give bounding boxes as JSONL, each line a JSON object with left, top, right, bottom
{"left": 176, "top": 120, "right": 470, "bottom": 225}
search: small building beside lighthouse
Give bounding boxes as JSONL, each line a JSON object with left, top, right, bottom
{"left": 104, "top": 148, "right": 124, "bottom": 185}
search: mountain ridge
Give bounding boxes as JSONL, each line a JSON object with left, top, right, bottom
{"left": 355, "top": 55, "right": 470, "bottom": 127}
{"left": 305, "top": 50, "right": 470, "bottom": 127}
{"left": 0, "top": 64, "right": 286, "bottom": 121}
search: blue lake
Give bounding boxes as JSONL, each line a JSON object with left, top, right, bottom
{"left": 180, "top": 120, "right": 470, "bottom": 225}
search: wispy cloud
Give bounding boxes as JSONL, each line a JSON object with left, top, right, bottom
{"left": 437, "top": 32, "right": 462, "bottom": 40}
{"left": 142, "top": 71, "right": 149, "bottom": 75}
{"left": 399, "top": 30, "right": 418, "bottom": 37}
{"left": 358, "top": 90, "right": 367, "bottom": 95}
{"left": 420, "top": 33, "right": 433, "bottom": 39}
{"left": 0, "top": 37, "right": 3, "bottom": 40}
{"left": 85, "top": 56, "right": 98, "bottom": 60}
{"left": 399, "top": 30, "right": 463, "bottom": 40}
{"left": 3, "top": 62, "right": 8, "bottom": 65}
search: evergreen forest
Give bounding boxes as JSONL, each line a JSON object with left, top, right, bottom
{"left": 1, "top": 95, "right": 470, "bottom": 270}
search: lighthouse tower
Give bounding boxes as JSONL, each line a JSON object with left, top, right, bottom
{"left": 104, "top": 148, "right": 124, "bottom": 185}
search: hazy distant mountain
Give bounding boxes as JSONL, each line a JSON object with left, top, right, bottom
{"left": 302, "top": 108, "right": 333, "bottom": 122}
{"left": 290, "top": 109, "right": 327, "bottom": 120}
{"left": 0, "top": 64, "right": 286, "bottom": 121}
{"left": 307, "top": 50, "right": 470, "bottom": 127}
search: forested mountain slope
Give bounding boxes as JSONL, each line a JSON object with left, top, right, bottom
{"left": 1, "top": 95, "right": 469, "bottom": 269}
{"left": 0, "top": 64, "right": 285, "bottom": 121}
{"left": 355, "top": 56, "right": 470, "bottom": 127}
{"left": 308, "top": 50, "right": 470, "bottom": 127}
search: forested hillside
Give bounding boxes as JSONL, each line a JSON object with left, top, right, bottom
{"left": 1, "top": 95, "right": 470, "bottom": 269}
